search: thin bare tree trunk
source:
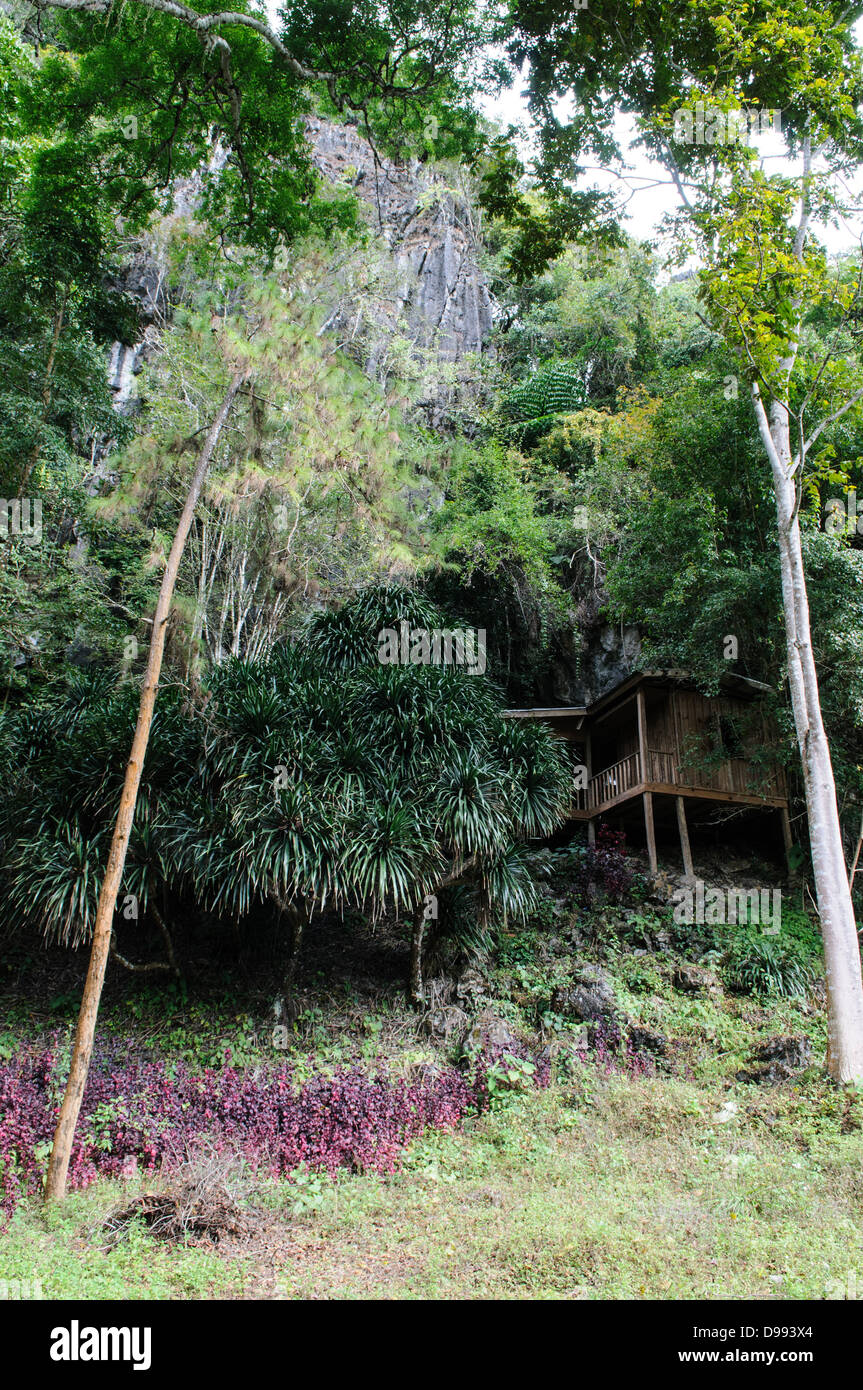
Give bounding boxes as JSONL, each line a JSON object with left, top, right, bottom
{"left": 282, "top": 901, "right": 307, "bottom": 1001}
{"left": 408, "top": 856, "right": 480, "bottom": 1006}
{"left": 109, "top": 932, "right": 172, "bottom": 973}
{"left": 849, "top": 810, "right": 863, "bottom": 896}
{"left": 151, "top": 900, "right": 182, "bottom": 981}
{"left": 271, "top": 892, "right": 308, "bottom": 1020}
{"left": 44, "top": 368, "right": 246, "bottom": 1203}
{"left": 753, "top": 387, "right": 863, "bottom": 1082}
{"left": 409, "top": 903, "right": 427, "bottom": 1006}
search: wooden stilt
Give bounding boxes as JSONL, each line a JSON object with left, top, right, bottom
{"left": 676, "top": 795, "right": 694, "bottom": 879}
{"left": 643, "top": 791, "right": 658, "bottom": 875}
{"left": 636, "top": 686, "right": 648, "bottom": 784}
{"left": 780, "top": 807, "right": 795, "bottom": 877}
{"left": 584, "top": 727, "right": 595, "bottom": 845}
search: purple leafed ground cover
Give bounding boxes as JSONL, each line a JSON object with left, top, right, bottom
{"left": 0, "top": 1040, "right": 550, "bottom": 1217}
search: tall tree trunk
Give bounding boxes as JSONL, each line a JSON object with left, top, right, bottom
{"left": 282, "top": 900, "right": 307, "bottom": 1008}
{"left": 18, "top": 284, "right": 69, "bottom": 499}
{"left": 44, "top": 368, "right": 246, "bottom": 1203}
{"left": 409, "top": 903, "right": 427, "bottom": 1006}
{"left": 754, "top": 389, "right": 863, "bottom": 1082}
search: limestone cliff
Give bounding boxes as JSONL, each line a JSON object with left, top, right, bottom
{"left": 104, "top": 119, "right": 495, "bottom": 427}
{"left": 306, "top": 117, "right": 494, "bottom": 370}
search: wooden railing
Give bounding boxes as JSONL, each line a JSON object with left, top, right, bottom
{"left": 647, "top": 749, "right": 783, "bottom": 799}
{"left": 572, "top": 747, "right": 784, "bottom": 813}
{"left": 646, "top": 749, "right": 676, "bottom": 785}
{"left": 574, "top": 752, "right": 642, "bottom": 811}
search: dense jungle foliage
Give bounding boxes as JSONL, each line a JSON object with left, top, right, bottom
{"left": 4, "top": 1, "right": 863, "bottom": 1313}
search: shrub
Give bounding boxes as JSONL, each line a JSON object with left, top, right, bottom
{"left": 502, "top": 363, "right": 587, "bottom": 428}
{"left": 618, "top": 955, "right": 663, "bottom": 994}
{"left": 550, "top": 826, "right": 633, "bottom": 905}
{"left": 0, "top": 588, "right": 572, "bottom": 991}
{"left": 0, "top": 1039, "right": 550, "bottom": 1218}
{"left": 721, "top": 929, "right": 820, "bottom": 998}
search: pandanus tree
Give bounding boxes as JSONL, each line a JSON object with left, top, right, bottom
{"left": 1, "top": 0, "right": 499, "bottom": 1199}
{"left": 0, "top": 588, "right": 572, "bottom": 1009}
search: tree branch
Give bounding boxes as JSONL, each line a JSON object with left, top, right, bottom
{"left": 36, "top": 0, "right": 447, "bottom": 101}
{"left": 799, "top": 387, "right": 863, "bottom": 464}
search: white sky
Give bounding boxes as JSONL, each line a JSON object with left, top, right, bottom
{"left": 479, "top": 47, "right": 863, "bottom": 263}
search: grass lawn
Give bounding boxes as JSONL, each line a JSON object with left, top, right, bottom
{"left": 3, "top": 861, "right": 860, "bottom": 1301}
{"left": 5, "top": 1068, "right": 862, "bottom": 1301}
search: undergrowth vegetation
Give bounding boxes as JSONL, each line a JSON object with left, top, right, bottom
{"left": 0, "top": 830, "right": 847, "bottom": 1299}
{"left": 0, "top": 1043, "right": 529, "bottom": 1218}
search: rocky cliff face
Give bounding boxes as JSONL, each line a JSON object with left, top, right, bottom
{"left": 574, "top": 623, "right": 643, "bottom": 705}
{"left": 307, "top": 123, "right": 643, "bottom": 702}
{"left": 306, "top": 117, "right": 494, "bottom": 372}
{"left": 107, "top": 253, "right": 168, "bottom": 412}
{"left": 102, "top": 120, "right": 495, "bottom": 429}
{"left": 544, "top": 621, "right": 642, "bottom": 707}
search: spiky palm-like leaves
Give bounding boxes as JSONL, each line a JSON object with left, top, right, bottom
{"left": 0, "top": 589, "right": 571, "bottom": 976}
{"left": 306, "top": 584, "right": 445, "bottom": 669}
{"left": 341, "top": 797, "right": 444, "bottom": 919}
{"left": 432, "top": 756, "right": 509, "bottom": 856}
{"left": 5, "top": 816, "right": 106, "bottom": 948}
{"left": 492, "top": 719, "right": 573, "bottom": 839}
